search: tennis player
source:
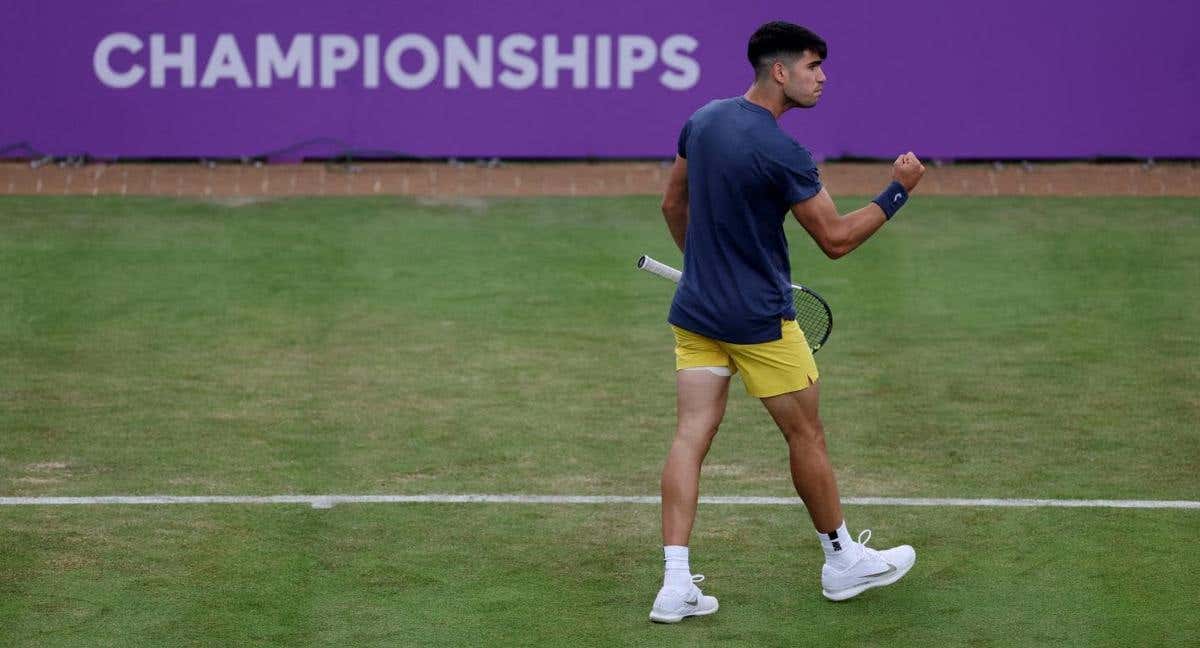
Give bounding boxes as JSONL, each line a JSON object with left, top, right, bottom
{"left": 649, "top": 21, "right": 926, "bottom": 623}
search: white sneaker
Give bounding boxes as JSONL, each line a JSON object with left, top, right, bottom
{"left": 821, "top": 529, "right": 916, "bottom": 601}
{"left": 649, "top": 574, "right": 719, "bottom": 623}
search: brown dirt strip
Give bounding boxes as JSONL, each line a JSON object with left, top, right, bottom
{"left": 2, "top": 161, "right": 1197, "bottom": 198}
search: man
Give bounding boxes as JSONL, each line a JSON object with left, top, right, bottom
{"left": 649, "top": 21, "right": 926, "bottom": 623}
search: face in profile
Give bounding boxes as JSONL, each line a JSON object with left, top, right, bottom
{"left": 778, "top": 50, "right": 826, "bottom": 108}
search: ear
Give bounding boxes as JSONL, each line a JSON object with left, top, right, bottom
{"left": 772, "top": 60, "right": 787, "bottom": 84}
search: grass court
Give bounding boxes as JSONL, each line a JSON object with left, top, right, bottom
{"left": 2, "top": 195, "right": 1197, "bottom": 646}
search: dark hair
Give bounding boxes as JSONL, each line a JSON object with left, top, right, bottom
{"left": 747, "top": 21, "right": 827, "bottom": 78}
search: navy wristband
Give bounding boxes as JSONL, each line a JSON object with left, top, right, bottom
{"left": 873, "top": 181, "right": 909, "bottom": 220}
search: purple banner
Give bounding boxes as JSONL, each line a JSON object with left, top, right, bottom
{"left": 2, "top": 1, "right": 1198, "bottom": 159}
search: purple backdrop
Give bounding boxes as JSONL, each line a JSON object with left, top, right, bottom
{"left": 2, "top": 0, "right": 1197, "bottom": 159}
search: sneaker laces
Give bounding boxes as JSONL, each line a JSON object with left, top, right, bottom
{"left": 855, "top": 529, "right": 881, "bottom": 561}
{"left": 857, "top": 529, "right": 872, "bottom": 547}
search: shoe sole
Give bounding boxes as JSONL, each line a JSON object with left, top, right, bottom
{"left": 649, "top": 601, "right": 719, "bottom": 624}
{"left": 822, "top": 558, "right": 915, "bottom": 602}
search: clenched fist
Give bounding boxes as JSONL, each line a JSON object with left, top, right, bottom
{"left": 893, "top": 152, "right": 926, "bottom": 192}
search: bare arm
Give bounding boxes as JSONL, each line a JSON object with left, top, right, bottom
{"left": 790, "top": 152, "right": 926, "bottom": 259}
{"left": 789, "top": 189, "right": 887, "bottom": 259}
{"left": 661, "top": 155, "right": 688, "bottom": 252}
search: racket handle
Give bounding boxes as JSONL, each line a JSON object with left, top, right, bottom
{"left": 637, "top": 255, "right": 683, "bottom": 283}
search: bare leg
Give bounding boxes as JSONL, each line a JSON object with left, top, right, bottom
{"left": 760, "top": 381, "right": 843, "bottom": 533}
{"left": 661, "top": 370, "right": 730, "bottom": 546}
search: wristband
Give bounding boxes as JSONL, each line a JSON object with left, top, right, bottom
{"left": 873, "top": 181, "right": 909, "bottom": 220}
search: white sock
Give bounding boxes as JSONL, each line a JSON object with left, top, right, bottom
{"left": 818, "top": 521, "right": 859, "bottom": 569}
{"left": 663, "top": 545, "right": 692, "bottom": 590}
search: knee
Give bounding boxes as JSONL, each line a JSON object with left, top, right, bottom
{"left": 673, "top": 422, "right": 720, "bottom": 451}
{"left": 781, "top": 420, "right": 826, "bottom": 449}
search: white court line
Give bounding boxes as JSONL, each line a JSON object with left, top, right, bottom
{"left": 0, "top": 494, "right": 1197, "bottom": 509}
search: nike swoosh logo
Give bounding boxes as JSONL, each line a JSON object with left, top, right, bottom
{"left": 893, "top": 193, "right": 904, "bottom": 203}
{"left": 860, "top": 564, "right": 897, "bottom": 579}
{"left": 684, "top": 597, "right": 698, "bottom": 605}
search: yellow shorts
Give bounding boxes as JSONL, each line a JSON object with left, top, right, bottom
{"left": 672, "top": 320, "right": 819, "bottom": 398}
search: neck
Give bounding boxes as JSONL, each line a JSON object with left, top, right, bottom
{"left": 742, "top": 83, "right": 792, "bottom": 119}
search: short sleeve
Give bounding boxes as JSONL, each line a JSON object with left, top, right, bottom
{"left": 775, "top": 144, "right": 822, "bottom": 205}
{"left": 676, "top": 121, "right": 692, "bottom": 159}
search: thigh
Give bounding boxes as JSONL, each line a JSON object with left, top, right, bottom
{"left": 760, "top": 379, "right": 823, "bottom": 442}
{"left": 675, "top": 366, "right": 731, "bottom": 446}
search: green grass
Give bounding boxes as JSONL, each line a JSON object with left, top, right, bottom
{"left": 3, "top": 504, "right": 1196, "bottom": 647}
{"left": 1, "top": 195, "right": 1198, "bottom": 646}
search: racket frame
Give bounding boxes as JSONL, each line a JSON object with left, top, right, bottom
{"left": 636, "top": 254, "right": 833, "bottom": 352}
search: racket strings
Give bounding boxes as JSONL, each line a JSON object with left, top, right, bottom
{"left": 793, "top": 289, "right": 832, "bottom": 350}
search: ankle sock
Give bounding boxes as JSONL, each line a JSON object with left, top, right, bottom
{"left": 663, "top": 545, "right": 692, "bottom": 590}
{"left": 818, "top": 521, "right": 859, "bottom": 569}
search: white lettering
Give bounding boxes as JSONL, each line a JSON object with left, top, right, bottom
{"left": 659, "top": 35, "right": 700, "bottom": 90}
{"left": 617, "top": 35, "right": 656, "bottom": 89}
{"left": 444, "top": 35, "right": 493, "bottom": 89}
{"left": 363, "top": 35, "right": 380, "bottom": 88}
{"left": 95, "top": 32, "right": 702, "bottom": 92}
{"left": 320, "top": 35, "right": 359, "bottom": 88}
{"left": 201, "top": 34, "right": 252, "bottom": 88}
{"left": 150, "top": 33, "right": 197, "bottom": 88}
{"left": 594, "top": 35, "right": 612, "bottom": 89}
{"left": 383, "top": 34, "right": 439, "bottom": 89}
{"left": 256, "top": 34, "right": 314, "bottom": 87}
{"left": 542, "top": 35, "right": 588, "bottom": 89}
{"left": 94, "top": 32, "right": 145, "bottom": 88}
{"left": 497, "top": 34, "right": 537, "bottom": 90}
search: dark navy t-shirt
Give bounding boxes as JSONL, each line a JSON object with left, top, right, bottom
{"left": 668, "top": 97, "right": 823, "bottom": 344}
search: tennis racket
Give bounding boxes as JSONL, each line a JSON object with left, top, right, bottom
{"left": 636, "top": 254, "right": 833, "bottom": 353}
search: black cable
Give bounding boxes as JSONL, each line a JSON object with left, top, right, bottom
{"left": 251, "top": 137, "right": 423, "bottom": 164}
{"left": 0, "top": 141, "right": 45, "bottom": 158}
